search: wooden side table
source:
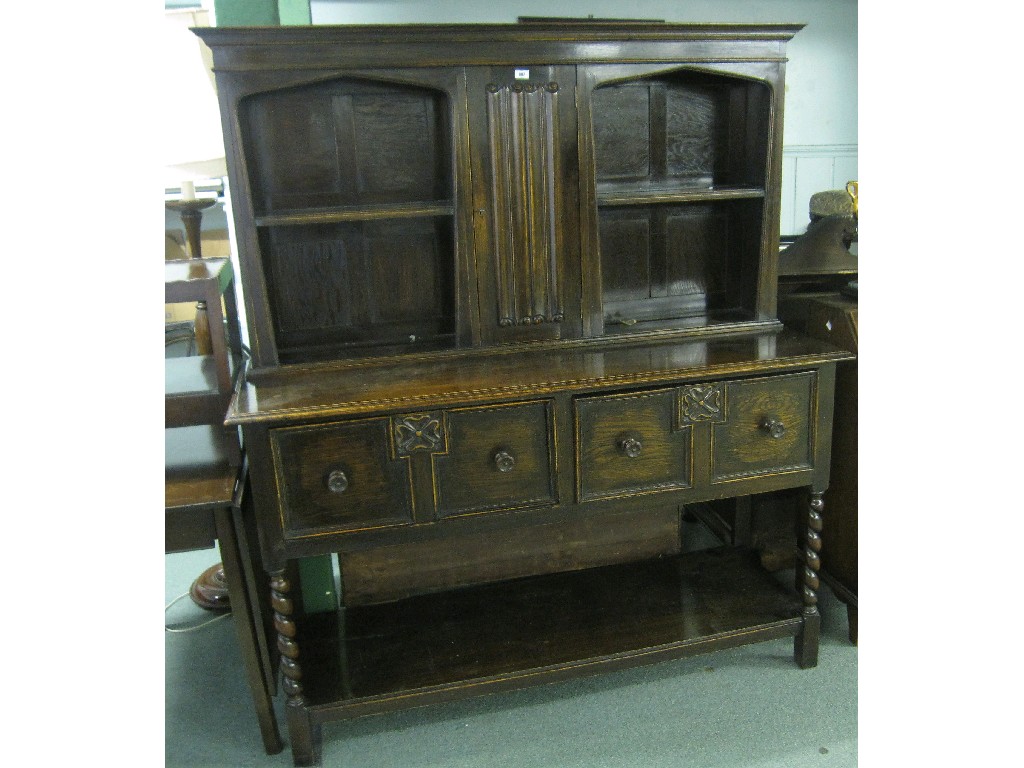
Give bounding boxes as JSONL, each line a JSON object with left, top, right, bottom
{"left": 165, "top": 258, "right": 282, "bottom": 752}
{"left": 166, "top": 256, "right": 244, "bottom": 604}
{"left": 165, "top": 424, "right": 283, "bottom": 754}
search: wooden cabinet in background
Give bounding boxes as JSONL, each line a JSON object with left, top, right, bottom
{"left": 196, "top": 23, "right": 853, "bottom": 766}
{"left": 779, "top": 292, "right": 858, "bottom": 642}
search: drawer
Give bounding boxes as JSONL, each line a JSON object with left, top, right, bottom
{"left": 575, "top": 388, "right": 692, "bottom": 501}
{"left": 271, "top": 417, "right": 414, "bottom": 535}
{"left": 711, "top": 372, "right": 815, "bottom": 481}
{"left": 433, "top": 401, "right": 556, "bottom": 518}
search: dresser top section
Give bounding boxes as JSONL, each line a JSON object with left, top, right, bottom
{"left": 195, "top": 23, "right": 803, "bottom": 69}
{"left": 196, "top": 23, "right": 804, "bottom": 44}
{"left": 226, "top": 330, "right": 852, "bottom": 427}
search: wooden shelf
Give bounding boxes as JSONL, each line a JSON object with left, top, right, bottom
{"left": 166, "top": 424, "right": 240, "bottom": 553}
{"left": 299, "top": 547, "right": 800, "bottom": 717}
{"left": 165, "top": 425, "right": 239, "bottom": 514}
{"left": 602, "top": 305, "right": 754, "bottom": 332}
{"left": 165, "top": 257, "right": 233, "bottom": 303}
{"left": 165, "top": 355, "right": 237, "bottom": 397}
{"left": 165, "top": 355, "right": 238, "bottom": 428}
{"left": 278, "top": 333, "right": 457, "bottom": 367}
{"left": 254, "top": 200, "right": 455, "bottom": 228}
{"left": 596, "top": 184, "right": 765, "bottom": 207}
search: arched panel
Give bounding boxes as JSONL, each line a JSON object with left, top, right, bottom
{"left": 591, "top": 67, "right": 771, "bottom": 191}
{"left": 241, "top": 76, "right": 453, "bottom": 215}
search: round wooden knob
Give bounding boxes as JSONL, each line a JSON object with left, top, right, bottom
{"left": 326, "top": 469, "right": 349, "bottom": 493}
{"left": 619, "top": 437, "right": 643, "bottom": 458}
{"left": 494, "top": 450, "right": 516, "bottom": 473}
{"left": 760, "top": 418, "right": 786, "bottom": 439}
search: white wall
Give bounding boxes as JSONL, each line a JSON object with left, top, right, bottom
{"left": 311, "top": 0, "right": 857, "bottom": 233}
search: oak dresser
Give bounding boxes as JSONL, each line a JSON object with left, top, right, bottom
{"left": 195, "top": 22, "right": 854, "bottom": 765}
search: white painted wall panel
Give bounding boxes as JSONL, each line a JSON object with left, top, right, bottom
{"left": 780, "top": 145, "right": 859, "bottom": 234}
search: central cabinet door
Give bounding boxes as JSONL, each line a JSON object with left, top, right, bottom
{"left": 466, "top": 66, "right": 582, "bottom": 343}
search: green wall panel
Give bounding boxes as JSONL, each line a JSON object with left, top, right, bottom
{"left": 213, "top": 1, "right": 311, "bottom": 26}
{"left": 279, "top": 0, "right": 312, "bottom": 25}
{"left": 213, "top": 0, "right": 279, "bottom": 26}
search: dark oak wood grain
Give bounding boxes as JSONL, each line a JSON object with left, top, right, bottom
{"left": 190, "top": 23, "right": 855, "bottom": 767}
{"left": 271, "top": 417, "right": 416, "bottom": 535}
{"left": 433, "top": 400, "right": 557, "bottom": 518}
{"left": 227, "top": 329, "right": 848, "bottom": 426}
{"left": 710, "top": 372, "right": 815, "bottom": 481}
{"left": 338, "top": 504, "right": 682, "bottom": 606}
{"left": 576, "top": 388, "right": 693, "bottom": 501}
{"left": 301, "top": 547, "right": 801, "bottom": 711}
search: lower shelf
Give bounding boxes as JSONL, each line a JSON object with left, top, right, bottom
{"left": 299, "top": 546, "right": 803, "bottom": 720}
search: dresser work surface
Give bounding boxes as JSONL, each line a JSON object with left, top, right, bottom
{"left": 227, "top": 329, "right": 850, "bottom": 765}
{"left": 196, "top": 22, "right": 854, "bottom": 765}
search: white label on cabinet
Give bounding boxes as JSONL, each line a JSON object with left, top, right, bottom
{"left": 514, "top": 68, "right": 530, "bottom": 80}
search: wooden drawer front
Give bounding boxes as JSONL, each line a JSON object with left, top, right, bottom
{"left": 271, "top": 418, "right": 414, "bottom": 535}
{"left": 434, "top": 401, "right": 556, "bottom": 518}
{"left": 576, "top": 389, "right": 692, "bottom": 502}
{"left": 711, "top": 372, "right": 815, "bottom": 481}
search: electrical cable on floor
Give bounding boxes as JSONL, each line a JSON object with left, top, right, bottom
{"left": 164, "top": 592, "right": 231, "bottom": 633}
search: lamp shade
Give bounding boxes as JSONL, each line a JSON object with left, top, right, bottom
{"left": 161, "top": 8, "right": 226, "bottom": 190}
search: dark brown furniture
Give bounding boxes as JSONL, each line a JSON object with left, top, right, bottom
{"left": 164, "top": 259, "right": 283, "bottom": 753}
{"left": 165, "top": 257, "right": 244, "bottom": 460}
{"left": 777, "top": 192, "right": 858, "bottom": 642}
{"left": 196, "top": 23, "right": 854, "bottom": 766}
{"left": 779, "top": 292, "right": 858, "bottom": 642}
{"left": 165, "top": 428, "right": 283, "bottom": 753}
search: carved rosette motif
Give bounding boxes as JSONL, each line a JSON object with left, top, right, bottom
{"left": 393, "top": 413, "right": 445, "bottom": 456}
{"left": 485, "top": 80, "right": 564, "bottom": 327}
{"left": 270, "top": 570, "right": 304, "bottom": 707}
{"left": 679, "top": 383, "right": 725, "bottom": 424}
{"left": 801, "top": 493, "right": 824, "bottom": 615}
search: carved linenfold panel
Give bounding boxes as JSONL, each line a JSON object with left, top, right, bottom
{"left": 393, "top": 413, "right": 446, "bottom": 455}
{"left": 678, "top": 383, "right": 725, "bottom": 424}
{"left": 485, "top": 81, "right": 564, "bottom": 327}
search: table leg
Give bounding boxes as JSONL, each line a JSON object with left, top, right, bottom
{"left": 794, "top": 490, "right": 823, "bottom": 668}
{"left": 214, "top": 508, "right": 284, "bottom": 754}
{"left": 286, "top": 702, "right": 322, "bottom": 767}
{"left": 271, "top": 569, "right": 322, "bottom": 766}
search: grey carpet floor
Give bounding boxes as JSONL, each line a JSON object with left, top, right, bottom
{"left": 165, "top": 546, "right": 857, "bottom": 768}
